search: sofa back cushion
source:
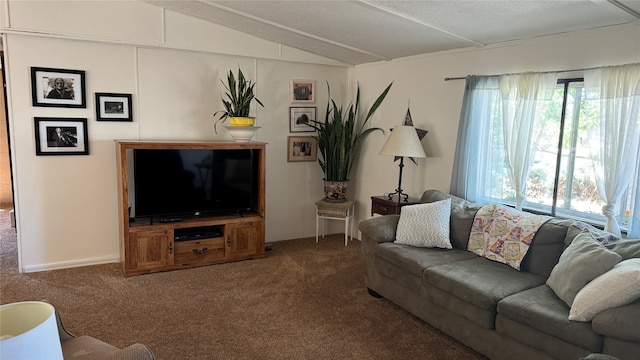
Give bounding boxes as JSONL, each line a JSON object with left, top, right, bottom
{"left": 420, "top": 190, "right": 574, "bottom": 278}
{"left": 607, "top": 239, "right": 640, "bottom": 260}
{"left": 519, "top": 218, "right": 574, "bottom": 278}
{"left": 419, "top": 190, "right": 633, "bottom": 279}
{"left": 420, "top": 190, "right": 482, "bottom": 250}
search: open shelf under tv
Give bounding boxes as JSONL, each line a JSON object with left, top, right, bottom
{"left": 115, "top": 140, "right": 266, "bottom": 277}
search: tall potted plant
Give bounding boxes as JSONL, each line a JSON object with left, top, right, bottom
{"left": 307, "top": 82, "right": 392, "bottom": 202}
{"left": 214, "top": 67, "right": 264, "bottom": 134}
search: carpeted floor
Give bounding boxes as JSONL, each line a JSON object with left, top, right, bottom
{"left": 0, "top": 208, "right": 486, "bottom": 359}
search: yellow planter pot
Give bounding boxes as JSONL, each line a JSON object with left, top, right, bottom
{"left": 229, "top": 117, "right": 256, "bottom": 127}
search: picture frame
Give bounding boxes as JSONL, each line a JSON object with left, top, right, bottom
{"left": 290, "top": 79, "right": 315, "bottom": 103}
{"left": 31, "top": 67, "right": 86, "bottom": 108}
{"left": 95, "top": 93, "right": 133, "bottom": 122}
{"left": 289, "top": 106, "right": 316, "bottom": 133}
{"left": 287, "top": 136, "right": 317, "bottom": 162}
{"left": 34, "top": 117, "right": 89, "bottom": 156}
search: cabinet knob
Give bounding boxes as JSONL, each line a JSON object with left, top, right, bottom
{"left": 168, "top": 242, "right": 174, "bottom": 254}
{"left": 227, "top": 236, "right": 231, "bottom": 247}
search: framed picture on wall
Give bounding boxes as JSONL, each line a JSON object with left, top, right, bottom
{"left": 31, "top": 67, "right": 86, "bottom": 108}
{"left": 95, "top": 93, "right": 133, "bottom": 121}
{"left": 34, "top": 117, "right": 89, "bottom": 156}
{"left": 290, "top": 79, "right": 315, "bottom": 103}
{"left": 289, "top": 106, "right": 316, "bottom": 133}
{"left": 287, "top": 136, "right": 317, "bottom": 162}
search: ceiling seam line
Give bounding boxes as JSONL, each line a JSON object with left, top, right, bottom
{"left": 357, "top": 0, "right": 486, "bottom": 47}
{"left": 607, "top": 0, "right": 640, "bottom": 20}
{"left": 199, "top": 0, "right": 391, "bottom": 61}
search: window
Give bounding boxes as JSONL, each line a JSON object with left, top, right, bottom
{"left": 451, "top": 64, "right": 640, "bottom": 237}
{"left": 486, "top": 79, "right": 637, "bottom": 230}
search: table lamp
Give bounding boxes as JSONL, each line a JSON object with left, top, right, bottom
{"left": 379, "top": 125, "right": 426, "bottom": 204}
{"left": 0, "top": 301, "right": 64, "bottom": 359}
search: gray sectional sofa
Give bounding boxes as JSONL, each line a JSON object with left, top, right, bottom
{"left": 359, "top": 190, "right": 640, "bottom": 360}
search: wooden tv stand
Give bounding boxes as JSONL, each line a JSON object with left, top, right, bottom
{"left": 115, "top": 140, "right": 266, "bottom": 277}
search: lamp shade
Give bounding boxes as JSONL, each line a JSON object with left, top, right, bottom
{"left": 0, "top": 301, "right": 63, "bottom": 360}
{"left": 379, "top": 125, "right": 426, "bottom": 158}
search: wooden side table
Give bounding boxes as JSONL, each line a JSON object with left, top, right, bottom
{"left": 371, "top": 195, "right": 419, "bottom": 216}
{"left": 315, "top": 199, "right": 355, "bottom": 246}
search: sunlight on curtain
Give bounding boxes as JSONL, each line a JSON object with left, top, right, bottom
{"left": 584, "top": 63, "right": 640, "bottom": 237}
{"left": 450, "top": 75, "right": 501, "bottom": 203}
{"left": 499, "top": 73, "right": 557, "bottom": 210}
{"left": 630, "top": 152, "right": 640, "bottom": 238}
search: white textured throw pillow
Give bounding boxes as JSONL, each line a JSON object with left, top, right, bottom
{"left": 395, "top": 199, "right": 452, "bottom": 249}
{"left": 569, "top": 258, "right": 640, "bottom": 322}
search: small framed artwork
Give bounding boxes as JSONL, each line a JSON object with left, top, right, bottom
{"left": 34, "top": 117, "right": 89, "bottom": 156}
{"left": 31, "top": 67, "right": 86, "bottom": 108}
{"left": 290, "top": 79, "right": 315, "bottom": 103}
{"left": 289, "top": 106, "right": 316, "bottom": 133}
{"left": 95, "top": 93, "right": 133, "bottom": 121}
{"left": 287, "top": 136, "right": 317, "bottom": 162}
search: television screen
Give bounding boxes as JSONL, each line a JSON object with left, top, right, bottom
{"left": 133, "top": 148, "right": 256, "bottom": 219}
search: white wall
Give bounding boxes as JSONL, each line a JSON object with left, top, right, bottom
{"left": 350, "top": 23, "right": 640, "bottom": 228}
{"left": 3, "top": 0, "right": 638, "bottom": 272}
{"left": 1, "top": 0, "right": 348, "bottom": 272}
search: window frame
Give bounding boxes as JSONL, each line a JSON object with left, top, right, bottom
{"left": 487, "top": 77, "right": 634, "bottom": 232}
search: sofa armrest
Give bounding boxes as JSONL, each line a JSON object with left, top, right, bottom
{"left": 102, "top": 343, "right": 155, "bottom": 360}
{"left": 591, "top": 300, "right": 640, "bottom": 342}
{"left": 359, "top": 215, "right": 399, "bottom": 243}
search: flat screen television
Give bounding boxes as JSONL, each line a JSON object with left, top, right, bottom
{"left": 133, "top": 148, "right": 258, "bottom": 219}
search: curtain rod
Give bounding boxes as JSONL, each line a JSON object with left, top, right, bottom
{"left": 442, "top": 64, "right": 634, "bottom": 81}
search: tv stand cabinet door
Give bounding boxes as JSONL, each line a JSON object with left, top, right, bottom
{"left": 127, "top": 229, "right": 174, "bottom": 272}
{"left": 226, "top": 221, "right": 264, "bottom": 260}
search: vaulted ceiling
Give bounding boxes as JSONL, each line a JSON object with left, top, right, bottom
{"left": 144, "top": 0, "right": 640, "bottom": 65}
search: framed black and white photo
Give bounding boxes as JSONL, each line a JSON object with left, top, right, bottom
{"left": 31, "top": 67, "right": 86, "bottom": 108}
{"left": 290, "top": 79, "right": 315, "bottom": 104}
{"left": 289, "top": 106, "right": 316, "bottom": 133}
{"left": 95, "top": 93, "right": 133, "bottom": 121}
{"left": 287, "top": 136, "right": 317, "bottom": 162}
{"left": 34, "top": 117, "right": 89, "bottom": 156}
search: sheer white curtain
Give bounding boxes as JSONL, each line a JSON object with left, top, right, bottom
{"left": 630, "top": 153, "right": 640, "bottom": 238}
{"left": 450, "top": 76, "right": 501, "bottom": 203}
{"left": 585, "top": 63, "right": 640, "bottom": 237}
{"left": 499, "top": 73, "right": 558, "bottom": 209}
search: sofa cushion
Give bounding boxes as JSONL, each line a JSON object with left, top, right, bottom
{"left": 423, "top": 257, "right": 545, "bottom": 328}
{"left": 592, "top": 299, "right": 640, "bottom": 342}
{"left": 423, "top": 283, "right": 497, "bottom": 328}
{"left": 547, "top": 231, "right": 622, "bottom": 306}
{"left": 376, "top": 242, "right": 476, "bottom": 278}
{"left": 420, "top": 190, "right": 482, "bottom": 250}
{"left": 519, "top": 218, "right": 574, "bottom": 278}
{"left": 496, "top": 316, "right": 595, "bottom": 359}
{"left": 601, "top": 337, "right": 640, "bottom": 360}
{"left": 564, "top": 222, "right": 619, "bottom": 247}
{"left": 358, "top": 214, "right": 400, "bottom": 243}
{"left": 569, "top": 259, "right": 640, "bottom": 322}
{"left": 497, "top": 285, "right": 603, "bottom": 352}
{"left": 467, "top": 204, "right": 551, "bottom": 270}
{"left": 606, "top": 238, "right": 640, "bottom": 260}
{"left": 395, "top": 199, "right": 452, "bottom": 249}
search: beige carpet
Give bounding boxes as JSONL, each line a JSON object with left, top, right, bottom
{"left": 0, "top": 208, "right": 485, "bottom": 359}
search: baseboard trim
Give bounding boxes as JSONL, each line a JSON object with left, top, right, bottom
{"left": 22, "top": 256, "right": 119, "bottom": 273}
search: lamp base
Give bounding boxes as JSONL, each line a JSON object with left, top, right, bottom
{"left": 386, "top": 190, "right": 409, "bottom": 204}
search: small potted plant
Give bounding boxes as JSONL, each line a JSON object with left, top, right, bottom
{"left": 214, "top": 67, "right": 264, "bottom": 134}
{"left": 306, "top": 81, "right": 392, "bottom": 202}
